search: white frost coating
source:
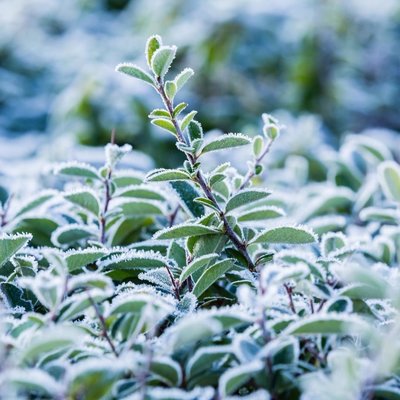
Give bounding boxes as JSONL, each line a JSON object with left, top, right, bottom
{"left": 0, "top": 232, "right": 33, "bottom": 241}
{"left": 139, "top": 268, "right": 172, "bottom": 291}
{"left": 105, "top": 143, "right": 132, "bottom": 168}
{"left": 97, "top": 249, "right": 170, "bottom": 268}
{"left": 64, "top": 246, "right": 107, "bottom": 255}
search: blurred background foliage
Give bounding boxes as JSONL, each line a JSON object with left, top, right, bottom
{"left": 1, "top": 0, "right": 400, "bottom": 167}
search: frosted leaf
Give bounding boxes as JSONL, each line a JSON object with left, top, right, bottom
{"left": 105, "top": 143, "right": 132, "bottom": 168}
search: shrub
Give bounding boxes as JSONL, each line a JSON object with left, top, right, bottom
{"left": 0, "top": 36, "right": 400, "bottom": 399}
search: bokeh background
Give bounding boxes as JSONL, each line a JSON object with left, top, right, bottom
{"left": 1, "top": 0, "right": 399, "bottom": 169}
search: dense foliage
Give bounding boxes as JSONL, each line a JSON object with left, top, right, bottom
{"left": 1, "top": 36, "right": 400, "bottom": 399}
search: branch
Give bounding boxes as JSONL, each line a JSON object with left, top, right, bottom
{"left": 156, "top": 78, "right": 255, "bottom": 271}
{"left": 165, "top": 265, "right": 181, "bottom": 300}
{"left": 239, "top": 138, "right": 274, "bottom": 190}
{"left": 87, "top": 290, "right": 118, "bottom": 357}
{"left": 284, "top": 284, "right": 297, "bottom": 314}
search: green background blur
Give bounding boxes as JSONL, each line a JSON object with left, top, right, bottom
{"left": 1, "top": 0, "right": 399, "bottom": 166}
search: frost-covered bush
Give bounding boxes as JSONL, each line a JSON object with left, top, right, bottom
{"left": 1, "top": 36, "right": 400, "bottom": 399}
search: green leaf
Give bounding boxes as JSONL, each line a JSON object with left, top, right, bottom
{"left": 173, "top": 102, "right": 187, "bottom": 117}
{"left": 0, "top": 282, "right": 33, "bottom": 310}
{"left": 180, "top": 111, "right": 197, "bottom": 132}
{"left": 120, "top": 200, "right": 165, "bottom": 216}
{"left": 148, "top": 109, "right": 170, "bottom": 119}
{"left": 64, "top": 189, "right": 101, "bottom": 216}
{"left": 151, "top": 46, "right": 177, "bottom": 77}
{"left": 146, "top": 34, "right": 162, "bottom": 67}
{"left": 116, "top": 185, "right": 165, "bottom": 201}
{"left": 112, "top": 171, "right": 143, "bottom": 187}
{"left": 0, "top": 233, "right": 32, "bottom": 267}
{"left": 194, "top": 197, "right": 220, "bottom": 212}
{"left": 251, "top": 225, "right": 317, "bottom": 245}
{"left": 115, "top": 63, "right": 154, "bottom": 85}
{"left": 186, "top": 345, "right": 232, "bottom": 378}
{"left": 179, "top": 253, "right": 219, "bottom": 282}
{"left": 58, "top": 289, "right": 112, "bottom": 321}
{"left": 378, "top": 160, "right": 400, "bottom": 203}
{"left": 51, "top": 224, "right": 97, "bottom": 247}
{"left": 170, "top": 181, "right": 205, "bottom": 218}
{"left": 150, "top": 357, "right": 182, "bottom": 386}
{"left": 2, "top": 369, "right": 63, "bottom": 397}
{"left": 68, "top": 359, "right": 125, "bottom": 400}
{"left": 19, "top": 326, "right": 81, "bottom": 365}
{"left": 192, "top": 258, "right": 235, "bottom": 297}
{"left": 151, "top": 118, "right": 176, "bottom": 136}
{"left": 99, "top": 250, "right": 169, "bottom": 270}
{"left": 165, "top": 80, "right": 177, "bottom": 100}
{"left": 13, "top": 217, "right": 58, "bottom": 247}
{"left": 200, "top": 133, "right": 251, "bottom": 154}
{"left": 373, "top": 386, "right": 400, "bottom": 400}
{"left": 219, "top": 361, "right": 264, "bottom": 397}
{"left": 65, "top": 248, "right": 108, "bottom": 272}
{"left": 146, "top": 168, "right": 191, "bottom": 182}
{"left": 188, "top": 120, "right": 203, "bottom": 142}
{"left": 154, "top": 222, "right": 219, "bottom": 240}
{"left": 225, "top": 189, "right": 271, "bottom": 213}
{"left": 284, "top": 314, "right": 367, "bottom": 335}
{"left": 174, "top": 68, "right": 194, "bottom": 91}
{"left": 237, "top": 206, "right": 285, "bottom": 222}
{"left": 14, "top": 190, "right": 57, "bottom": 218}
{"left": 53, "top": 161, "right": 101, "bottom": 180}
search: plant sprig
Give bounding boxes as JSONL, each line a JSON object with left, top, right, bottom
{"left": 116, "top": 35, "right": 284, "bottom": 272}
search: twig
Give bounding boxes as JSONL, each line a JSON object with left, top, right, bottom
{"left": 317, "top": 299, "right": 327, "bottom": 313}
{"left": 87, "top": 290, "right": 118, "bottom": 357}
{"left": 156, "top": 78, "right": 255, "bottom": 271}
{"left": 99, "top": 130, "right": 115, "bottom": 244}
{"left": 165, "top": 265, "right": 181, "bottom": 300}
{"left": 168, "top": 205, "right": 180, "bottom": 227}
{"left": 239, "top": 138, "right": 274, "bottom": 190}
{"left": 284, "top": 284, "right": 296, "bottom": 314}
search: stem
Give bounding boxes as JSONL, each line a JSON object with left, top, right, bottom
{"left": 239, "top": 138, "right": 274, "bottom": 190}
{"left": 168, "top": 205, "right": 180, "bottom": 227}
{"left": 156, "top": 78, "right": 255, "bottom": 271}
{"left": 284, "top": 284, "right": 296, "bottom": 314}
{"left": 310, "top": 298, "right": 315, "bottom": 314}
{"left": 165, "top": 265, "right": 181, "bottom": 300}
{"left": 99, "top": 166, "right": 112, "bottom": 244}
{"left": 317, "top": 299, "right": 327, "bottom": 313}
{"left": 99, "top": 130, "right": 116, "bottom": 244}
{"left": 87, "top": 290, "right": 118, "bottom": 357}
